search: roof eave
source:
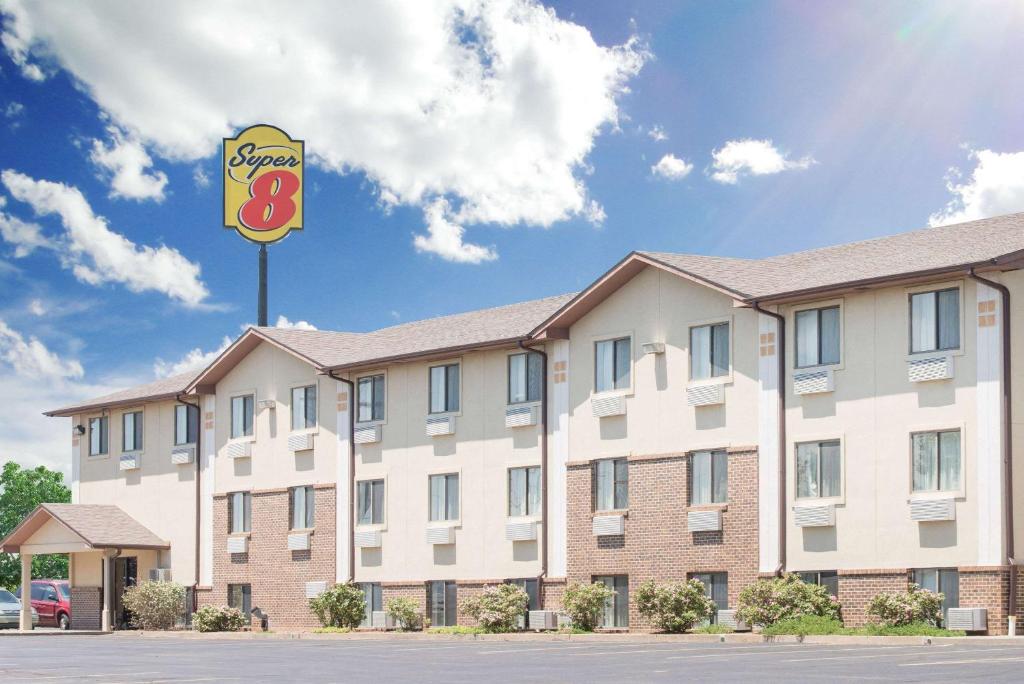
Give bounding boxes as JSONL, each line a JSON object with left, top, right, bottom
{"left": 44, "top": 391, "right": 186, "bottom": 418}
{"left": 320, "top": 336, "right": 528, "bottom": 374}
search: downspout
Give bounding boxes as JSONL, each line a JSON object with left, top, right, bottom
{"left": 967, "top": 269, "right": 1015, "bottom": 634}
{"left": 327, "top": 371, "right": 356, "bottom": 583}
{"left": 751, "top": 302, "right": 787, "bottom": 576}
{"left": 176, "top": 393, "right": 201, "bottom": 614}
{"left": 518, "top": 340, "right": 549, "bottom": 608}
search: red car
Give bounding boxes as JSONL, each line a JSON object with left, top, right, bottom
{"left": 17, "top": 580, "right": 71, "bottom": 630}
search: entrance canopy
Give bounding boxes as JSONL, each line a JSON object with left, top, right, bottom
{"left": 0, "top": 503, "right": 168, "bottom": 555}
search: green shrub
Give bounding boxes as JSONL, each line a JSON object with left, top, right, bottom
{"left": 762, "top": 615, "right": 845, "bottom": 636}
{"left": 427, "top": 625, "right": 486, "bottom": 635}
{"left": 866, "top": 584, "right": 943, "bottom": 627}
{"left": 386, "top": 596, "right": 421, "bottom": 631}
{"left": 309, "top": 582, "right": 366, "bottom": 629}
{"left": 461, "top": 584, "right": 529, "bottom": 633}
{"left": 735, "top": 574, "right": 841, "bottom": 627}
{"left": 561, "top": 581, "right": 616, "bottom": 632}
{"left": 691, "top": 623, "right": 734, "bottom": 634}
{"left": 193, "top": 605, "right": 246, "bottom": 632}
{"left": 635, "top": 579, "right": 716, "bottom": 633}
{"left": 856, "top": 621, "right": 964, "bottom": 637}
{"left": 121, "top": 581, "right": 186, "bottom": 630}
{"left": 313, "top": 626, "right": 353, "bottom": 634}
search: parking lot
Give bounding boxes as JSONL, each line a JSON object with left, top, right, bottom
{"left": 2, "top": 636, "right": 1024, "bottom": 682}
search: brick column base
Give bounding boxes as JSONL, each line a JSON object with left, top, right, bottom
{"left": 70, "top": 586, "right": 101, "bottom": 631}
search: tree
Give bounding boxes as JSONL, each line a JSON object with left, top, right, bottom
{"left": 0, "top": 461, "right": 72, "bottom": 590}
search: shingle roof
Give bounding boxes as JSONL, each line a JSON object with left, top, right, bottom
{"left": 44, "top": 369, "right": 199, "bottom": 417}
{"left": 0, "top": 503, "right": 169, "bottom": 552}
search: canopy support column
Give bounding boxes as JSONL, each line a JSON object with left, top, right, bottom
{"left": 101, "top": 553, "right": 112, "bottom": 632}
{"left": 19, "top": 553, "right": 32, "bottom": 631}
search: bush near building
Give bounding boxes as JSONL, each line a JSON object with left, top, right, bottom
{"left": 866, "top": 584, "right": 944, "bottom": 627}
{"left": 193, "top": 605, "right": 246, "bottom": 632}
{"left": 735, "top": 573, "right": 841, "bottom": 628}
{"left": 121, "top": 581, "right": 186, "bottom": 630}
{"left": 461, "top": 584, "right": 529, "bottom": 633}
{"left": 561, "top": 581, "right": 616, "bottom": 632}
{"left": 635, "top": 579, "right": 716, "bottom": 633}
{"left": 309, "top": 582, "right": 366, "bottom": 629}
{"left": 385, "top": 597, "right": 421, "bottom": 631}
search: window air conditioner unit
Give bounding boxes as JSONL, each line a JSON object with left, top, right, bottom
{"left": 287, "top": 433, "right": 314, "bottom": 452}
{"left": 946, "top": 608, "right": 987, "bottom": 632}
{"left": 592, "top": 514, "right": 625, "bottom": 536}
{"left": 287, "top": 532, "right": 311, "bottom": 551}
{"left": 687, "top": 509, "right": 722, "bottom": 532}
{"left": 226, "top": 535, "right": 248, "bottom": 554}
{"left": 426, "top": 526, "right": 455, "bottom": 544}
{"left": 354, "top": 424, "right": 382, "bottom": 444}
{"left": 505, "top": 520, "right": 538, "bottom": 541}
{"left": 119, "top": 453, "right": 141, "bottom": 471}
{"left": 528, "top": 610, "right": 558, "bottom": 630}
{"left": 910, "top": 498, "right": 955, "bottom": 522}
{"left": 687, "top": 384, "right": 724, "bottom": 407}
{"left": 908, "top": 356, "right": 953, "bottom": 383}
{"left": 226, "top": 441, "right": 252, "bottom": 459}
{"left": 716, "top": 609, "right": 750, "bottom": 632}
{"left": 171, "top": 445, "right": 195, "bottom": 465}
{"left": 505, "top": 405, "right": 538, "bottom": 428}
{"left": 793, "top": 369, "right": 834, "bottom": 395}
{"left": 305, "top": 581, "right": 327, "bottom": 599}
{"left": 793, "top": 504, "right": 836, "bottom": 527}
{"left": 354, "top": 529, "right": 382, "bottom": 548}
{"left": 258, "top": 399, "right": 276, "bottom": 411}
{"left": 372, "top": 610, "right": 397, "bottom": 630}
{"left": 148, "top": 568, "right": 172, "bottom": 582}
{"left": 426, "top": 415, "right": 455, "bottom": 437}
{"left": 592, "top": 394, "right": 626, "bottom": 418}
{"left": 641, "top": 342, "right": 665, "bottom": 355}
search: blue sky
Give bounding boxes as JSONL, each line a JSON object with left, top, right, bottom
{"left": 1, "top": 0, "right": 1023, "bottom": 471}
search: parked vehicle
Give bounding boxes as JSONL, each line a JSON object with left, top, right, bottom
{"left": 0, "top": 589, "right": 39, "bottom": 629}
{"left": 16, "top": 580, "right": 71, "bottom": 630}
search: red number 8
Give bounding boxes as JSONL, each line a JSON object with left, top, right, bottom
{"left": 239, "top": 170, "right": 299, "bottom": 231}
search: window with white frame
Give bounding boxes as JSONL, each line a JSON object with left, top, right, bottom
{"left": 357, "top": 479, "right": 385, "bottom": 525}
{"left": 229, "top": 491, "right": 251, "bottom": 533}
{"left": 122, "top": 411, "right": 143, "bottom": 452}
{"left": 89, "top": 416, "right": 108, "bottom": 456}
{"left": 508, "top": 466, "right": 541, "bottom": 517}
{"left": 357, "top": 374, "right": 385, "bottom": 423}
{"left": 429, "top": 473, "right": 459, "bottom": 521}
{"left": 594, "top": 337, "right": 631, "bottom": 393}
{"left": 595, "top": 458, "right": 628, "bottom": 511}
{"left": 690, "top": 322, "right": 729, "bottom": 380}
{"left": 795, "top": 440, "right": 841, "bottom": 499}
{"left": 291, "top": 385, "right": 317, "bottom": 431}
{"left": 910, "top": 288, "right": 960, "bottom": 353}
{"left": 795, "top": 306, "right": 840, "bottom": 368}
{"left": 231, "top": 394, "right": 254, "bottom": 439}
{"left": 508, "top": 352, "right": 543, "bottom": 404}
{"left": 174, "top": 404, "right": 198, "bottom": 446}
{"left": 290, "top": 485, "right": 315, "bottom": 529}
{"left": 690, "top": 450, "right": 728, "bottom": 505}
{"left": 912, "top": 429, "right": 961, "bottom": 493}
{"left": 429, "top": 364, "right": 460, "bottom": 414}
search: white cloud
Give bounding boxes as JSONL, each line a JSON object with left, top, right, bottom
{"left": 0, "top": 318, "right": 83, "bottom": 379}
{"left": 1, "top": 0, "right": 646, "bottom": 262}
{"left": 647, "top": 124, "right": 667, "bottom": 142}
{"left": 0, "top": 0, "right": 45, "bottom": 80}
{"left": 929, "top": 149, "right": 1024, "bottom": 226}
{"left": 273, "top": 315, "right": 317, "bottom": 331}
{"left": 5, "top": 101, "right": 24, "bottom": 118}
{"left": 89, "top": 127, "right": 169, "bottom": 201}
{"left": 192, "top": 165, "right": 210, "bottom": 189}
{"left": 27, "top": 298, "right": 46, "bottom": 316}
{"left": 0, "top": 202, "right": 52, "bottom": 256}
{"left": 1, "top": 170, "right": 210, "bottom": 306}
{"left": 708, "top": 138, "right": 814, "bottom": 185}
{"left": 153, "top": 335, "right": 231, "bottom": 378}
{"left": 651, "top": 153, "right": 692, "bottom": 181}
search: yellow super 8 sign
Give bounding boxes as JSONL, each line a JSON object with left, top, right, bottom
{"left": 223, "top": 125, "right": 304, "bottom": 244}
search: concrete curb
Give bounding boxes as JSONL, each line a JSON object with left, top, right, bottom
{"left": 0, "top": 630, "right": 110, "bottom": 636}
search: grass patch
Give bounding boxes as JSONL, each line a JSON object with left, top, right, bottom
{"left": 312, "top": 626, "right": 353, "bottom": 634}
{"left": 762, "top": 615, "right": 965, "bottom": 637}
{"left": 691, "top": 624, "right": 734, "bottom": 634}
{"left": 427, "top": 626, "right": 487, "bottom": 635}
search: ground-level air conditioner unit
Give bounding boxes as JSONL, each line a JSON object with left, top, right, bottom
{"left": 149, "top": 568, "right": 172, "bottom": 582}
{"left": 505, "top": 405, "right": 539, "bottom": 428}
{"left": 226, "top": 535, "right": 248, "bottom": 554}
{"left": 287, "top": 433, "right": 314, "bottom": 452}
{"left": 372, "top": 611, "right": 397, "bottom": 630}
{"left": 305, "top": 581, "right": 327, "bottom": 599}
{"left": 528, "top": 610, "right": 558, "bottom": 631}
{"left": 687, "top": 384, "right": 724, "bottom": 407}
{"left": 354, "top": 529, "right": 382, "bottom": 548}
{"left": 716, "top": 609, "right": 750, "bottom": 632}
{"left": 592, "top": 514, "right": 625, "bottom": 536}
{"left": 910, "top": 497, "right": 955, "bottom": 522}
{"left": 687, "top": 509, "right": 722, "bottom": 532}
{"left": 354, "top": 424, "right": 381, "bottom": 444}
{"left": 119, "top": 453, "right": 141, "bottom": 471}
{"left": 592, "top": 394, "right": 626, "bottom": 418}
{"left": 907, "top": 356, "right": 953, "bottom": 383}
{"left": 426, "top": 415, "right": 455, "bottom": 437}
{"left": 287, "top": 532, "right": 311, "bottom": 551}
{"left": 945, "top": 608, "right": 987, "bottom": 632}
{"left": 793, "top": 504, "right": 836, "bottom": 527}
{"left": 793, "top": 369, "right": 834, "bottom": 395}
{"left": 171, "top": 445, "right": 195, "bottom": 465}
{"left": 226, "top": 441, "right": 252, "bottom": 459}
{"left": 505, "top": 520, "right": 538, "bottom": 541}
{"left": 426, "top": 526, "right": 455, "bottom": 544}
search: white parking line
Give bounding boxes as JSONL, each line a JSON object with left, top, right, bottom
{"left": 901, "top": 655, "right": 1024, "bottom": 667}
{"left": 784, "top": 645, "right": 1022, "bottom": 663}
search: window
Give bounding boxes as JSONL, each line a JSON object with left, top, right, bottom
{"left": 357, "top": 479, "right": 385, "bottom": 526}
{"left": 690, "top": 572, "right": 728, "bottom": 621}
{"left": 912, "top": 430, "right": 961, "bottom": 493}
{"left": 797, "top": 571, "right": 839, "bottom": 598}
{"left": 358, "top": 582, "right": 383, "bottom": 628}
{"left": 796, "top": 440, "right": 841, "bottom": 499}
{"left": 795, "top": 306, "right": 840, "bottom": 368}
{"left": 357, "top": 374, "right": 385, "bottom": 423}
{"left": 122, "top": 411, "right": 143, "bottom": 452}
{"left": 595, "top": 458, "right": 628, "bottom": 511}
{"left": 595, "top": 575, "right": 628, "bottom": 628}
{"left": 690, "top": 323, "right": 729, "bottom": 380}
{"left": 290, "top": 486, "right": 315, "bottom": 529}
{"left": 507, "top": 578, "right": 540, "bottom": 612}
{"left": 429, "top": 363, "right": 460, "bottom": 414}
{"left": 508, "top": 466, "right": 541, "bottom": 517}
{"left": 230, "top": 394, "right": 254, "bottom": 439}
{"left": 291, "top": 385, "right": 317, "bottom": 431}
{"left": 508, "top": 352, "right": 543, "bottom": 404}
{"left": 89, "top": 416, "right": 108, "bottom": 456}
{"left": 910, "top": 288, "right": 960, "bottom": 353}
{"left": 690, "top": 450, "right": 728, "bottom": 505}
{"left": 229, "top": 491, "right": 251, "bottom": 534}
{"left": 912, "top": 568, "right": 959, "bottom": 626}
{"left": 594, "top": 337, "right": 631, "bottom": 393}
{"left": 174, "top": 404, "right": 198, "bottom": 446}
{"left": 228, "top": 584, "right": 251, "bottom": 616}
{"left": 429, "top": 473, "right": 459, "bottom": 521}
{"left": 428, "top": 580, "right": 457, "bottom": 627}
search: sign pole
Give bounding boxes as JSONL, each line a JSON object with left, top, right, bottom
{"left": 258, "top": 244, "right": 268, "bottom": 326}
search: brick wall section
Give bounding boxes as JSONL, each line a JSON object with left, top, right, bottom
{"left": 566, "top": 448, "right": 759, "bottom": 630}
{"left": 836, "top": 569, "right": 908, "bottom": 628}
{"left": 204, "top": 485, "right": 336, "bottom": 630}
{"left": 381, "top": 582, "right": 427, "bottom": 627}
{"left": 542, "top": 577, "right": 566, "bottom": 612}
{"left": 70, "top": 586, "right": 101, "bottom": 631}
{"left": 959, "top": 567, "right": 1010, "bottom": 635}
